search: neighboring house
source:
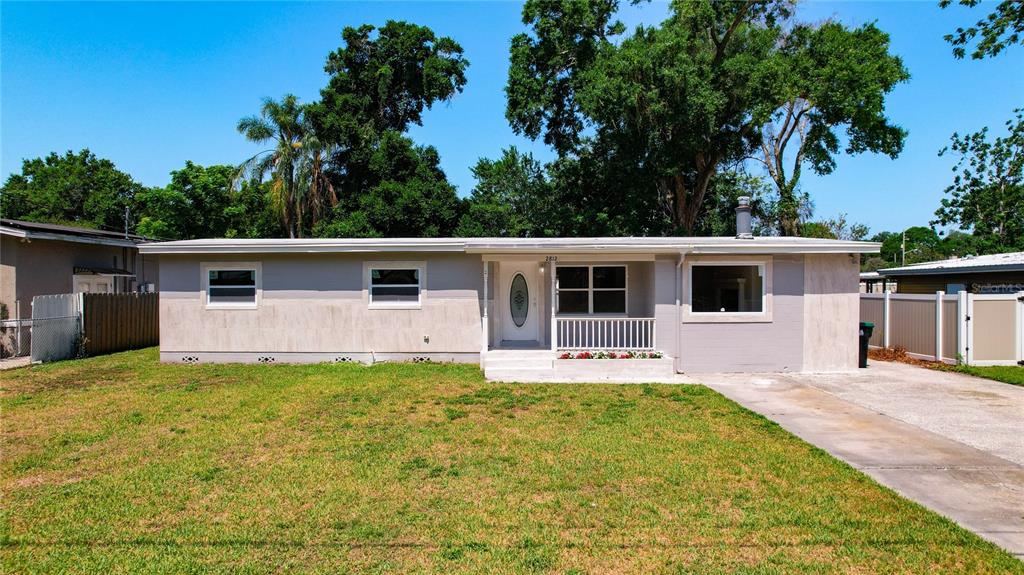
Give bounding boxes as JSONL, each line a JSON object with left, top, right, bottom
{"left": 140, "top": 207, "right": 878, "bottom": 376}
{"left": 859, "top": 271, "right": 898, "bottom": 293}
{"left": 876, "top": 252, "right": 1024, "bottom": 295}
{"left": 0, "top": 219, "right": 159, "bottom": 322}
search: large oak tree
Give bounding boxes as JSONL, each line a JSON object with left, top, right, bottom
{"left": 506, "top": 0, "right": 907, "bottom": 235}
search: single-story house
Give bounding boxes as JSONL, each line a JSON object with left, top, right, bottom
{"left": 876, "top": 252, "right": 1024, "bottom": 295}
{"left": 140, "top": 207, "right": 878, "bottom": 377}
{"left": 1, "top": 219, "right": 159, "bottom": 321}
{"left": 860, "top": 271, "right": 898, "bottom": 293}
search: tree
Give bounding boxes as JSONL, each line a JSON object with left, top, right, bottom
{"left": 694, "top": 171, "right": 775, "bottom": 237}
{"left": 874, "top": 226, "right": 946, "bottom": 266}
{"left": 306, "top": 21, "right": 470, "bottom": 238}
{"left": 940, "top": 0, "right": 1024, "bottom": 59}
{"left": 313, "top": 132, "right": 463, "bottom": 238}
{"left": 759, "top": 22, "right": 908, "bottom": 235}
{"left": 309, "top": 21, "right": 468, "bottom": 146}
{"left": 508, "top": 0, "right": 794, "bottom": 234}
{"left": 237, "top": 95, "right": 334, "bottom": 239}
{"left": 455, "top": 148, "right": 553, "bottom": 237}
{"left": 134, "top": 162, "right": 262, "bottom": 240}
{"left": 933, "top": 110, "right": 1024, "bottom": 252}
{"left": 506, "top": 0, "right": 906, "bottom": 235}
{"left": 0, "top": 149, "right": 142, "bottom": 231}
{"left": 800, "top": 213, "right": 869, "bottom": 241}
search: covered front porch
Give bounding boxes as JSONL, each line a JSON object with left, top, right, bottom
{"left": 476, "top": 251, "right": 677, "bottom": 381}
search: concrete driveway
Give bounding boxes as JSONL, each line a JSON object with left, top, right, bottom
{"left": 702, "top": 361, "right": 1024, "bottom": 559}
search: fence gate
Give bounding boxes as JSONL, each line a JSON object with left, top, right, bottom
{"left": 30, "top": 294, "right": 82, "bottom": 362}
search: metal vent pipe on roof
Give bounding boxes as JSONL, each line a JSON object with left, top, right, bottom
{"left": 735, "top": 196, "right": 753, "bottom": 239}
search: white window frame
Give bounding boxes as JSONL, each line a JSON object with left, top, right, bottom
{"left": 555, "top": 264, "right": 628, "bottom": 316}
{"left": 683, "top": 257, "right": 772, "bottom": 323}
{"left": 201, "top": 262, "right": 261, "bottom": 310}
{"left": 365, "top": 261, "right": 426, "bottom": 310}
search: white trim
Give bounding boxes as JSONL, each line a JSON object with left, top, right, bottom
{"left": 364, "top": 261, "right": 426, "bottom": 310}
{"left": 1, "top": 225, "right": 141, "bottom": 248}
{"left": 1017, "top": 291, "right": 1024, "bottom": 366}
{"left": 140, "top": 236, "right": 881, "bottom": 255}
{"left": 883, "top": 290, "right": 892, "bottom": 348}
{"left": 554, "top": 264, "right": 628, "bottom": 316}
{"left": 935, "top": 290, "right": 944, "bottom": 362}
{"left": 682, "top": 256, "right": 773, "bottom": 323}
{"left": 482, "top": 261, "right": 489, "bottom": 357}
{"left": 201, "top": 262, "right": 261, "bottom": 310}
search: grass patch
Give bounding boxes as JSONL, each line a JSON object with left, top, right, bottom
{"left": 937, "top": 364, "right": 1024, "bottom": 387}
{"left": 1, "top": 348, "right": 1020, "bottom": 573}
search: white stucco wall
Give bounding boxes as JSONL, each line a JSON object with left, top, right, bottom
{"left": 159, "top": 252, "right": 483, "bottom": 358}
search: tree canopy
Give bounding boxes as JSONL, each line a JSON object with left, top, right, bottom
{"left": 933, "top": 110, "right": 1024, "bottom": 252}
{"left": 302, "top": 21, "right": 470, "bottom": 238}
{"left": 0, "top": 149, "right": 142, "bottom": 232}
{"left": 759, "top": 21, "right": 908, "bottom": 235}
{"left": 941, "top": 0, "right": 1024, "bottom": 59}
{"left": 506, "top": 0, "right": 908, "bottom": 236}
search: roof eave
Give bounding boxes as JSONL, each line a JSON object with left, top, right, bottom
{"left": 2, "top": 227, "right": 143, "bottom": 248}
{"left": 878, "top": 264, "right": 1024, "bottom": 277}
{"left": 140, "top": 239, "right": 880, "bottom": 256}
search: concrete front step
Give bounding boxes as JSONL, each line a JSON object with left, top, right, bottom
{"left": 484, "top": 356, "right": 678, "bottom": 383}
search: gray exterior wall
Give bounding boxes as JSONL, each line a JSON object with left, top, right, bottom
{"left": 0, "top": 234, "right": 158, "bottom": 320}
{"left": 677, "top": 255, "right": 805, "bottom": 373}
{"left": 157, "top": 250, "right": 861, "bottom": 372}
{"left": 159, "top": 252, "right": 483, "bottom": 360}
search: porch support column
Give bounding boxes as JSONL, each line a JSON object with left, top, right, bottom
{"left": 550, "top": 261, "right": 557, "bottom": 351}
{"left": 482, "top": 261, "right": 489, "bottom": 358}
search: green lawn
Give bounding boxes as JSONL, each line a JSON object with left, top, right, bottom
{"left": 937, "top": 364, "right": 1024, "bottom": 387}
{"left": 2, "top": 349, "right": 1020, "bottom": 574}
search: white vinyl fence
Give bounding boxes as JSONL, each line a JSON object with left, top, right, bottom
{"left": 861, "top": 291, "right": 1024, "bottom": 366}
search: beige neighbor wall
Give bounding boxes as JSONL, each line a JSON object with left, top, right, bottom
{"left": 678, "top": 255, "right": 804, "bottom": 373}
{"left": 0, "top": 236, "right": 157, "bottom": 320}
{"left": 971, "top": 298, "right": 1017, "bottom": 362}
{"left": 802, "top": 254, "right": 860, "bottom": 371}
{"left": 159, "top": 252, "right": 484, "bottom": 362}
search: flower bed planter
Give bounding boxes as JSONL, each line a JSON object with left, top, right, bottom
{"left": 558, "top": 351, "right": 664, "bottom": 360}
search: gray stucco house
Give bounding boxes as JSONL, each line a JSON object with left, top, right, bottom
{"left": 141, "top": 222, "right": 878, "bottom": 379}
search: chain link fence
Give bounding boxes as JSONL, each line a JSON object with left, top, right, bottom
{"left": 29, "top": 316, "right": 83, "bottom": 362}
{"left": 0, "top": 316, "right": 83, "bottom": 361}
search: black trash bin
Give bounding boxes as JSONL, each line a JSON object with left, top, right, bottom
{"left": 859, "top": 322, "right": 874, "bottom": 368}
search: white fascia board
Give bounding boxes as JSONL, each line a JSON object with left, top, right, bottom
{"left": 4, "top": 228, "right": 140, "bottom": 248}
{"left": 140, "top": 238, "right": 881, "bottom": 255}
{"left": 139, "top": 240, "right": 468, "bottom": 254}
{"left": 0, "top": 226, "right": 28, "bottom": 238}
{"left": 688, "top": 242, "right": 880, "bottom": 255}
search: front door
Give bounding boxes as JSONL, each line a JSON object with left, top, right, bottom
{"left": 500, "top": 263, "right": 540, "bottom": 344}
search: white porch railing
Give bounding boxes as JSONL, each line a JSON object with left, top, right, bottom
{"left": 556, "top": 317, "right": 655, "bottom": 351}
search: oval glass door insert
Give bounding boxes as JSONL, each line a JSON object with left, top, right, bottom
{"left": 510, "top": 273, "right": 529, "bottom": 328}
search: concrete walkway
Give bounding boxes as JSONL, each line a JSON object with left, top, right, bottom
{"left": 702, "top": 363, "right": 1024, "bottom": 559}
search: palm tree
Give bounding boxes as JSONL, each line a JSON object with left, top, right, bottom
{"left": 236, "top": 95, "right": 337, "bottom": 238}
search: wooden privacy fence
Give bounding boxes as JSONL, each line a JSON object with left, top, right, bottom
{"left": 860, "top": 291, "right": 1023, "bottom": 366}
{"left": 81, "top": 293, "right": 159, "bottom": 356}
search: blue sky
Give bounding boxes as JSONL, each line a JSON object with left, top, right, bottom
{"left": 3, "top": 1, "right": 1022, "bottom": 236}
